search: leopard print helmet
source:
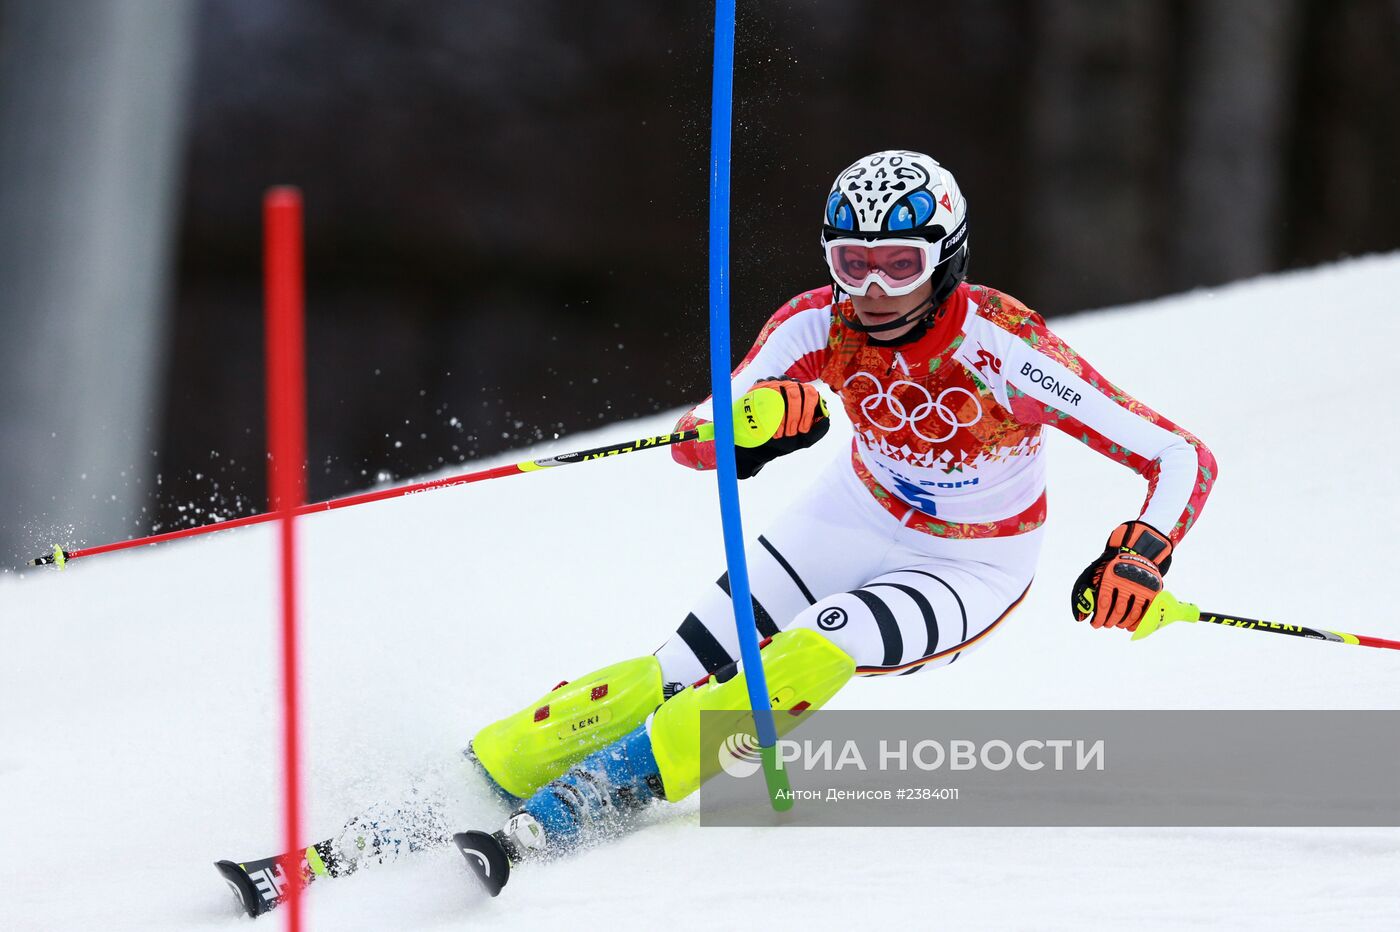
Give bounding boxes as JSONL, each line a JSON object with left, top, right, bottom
{"left": 821, "top": 150, "right": 969, "bottom": 309}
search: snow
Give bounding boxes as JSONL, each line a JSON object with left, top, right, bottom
{"left": 3, "top": 255, "right": 1399, "bottom": 930}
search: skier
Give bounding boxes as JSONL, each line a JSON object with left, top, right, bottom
{"left": 217, "top": 149, "right": 1215, "bottom": 914}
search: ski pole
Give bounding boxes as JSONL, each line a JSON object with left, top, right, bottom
{"left": 27, "top": 422, "right": 715, "bottom": 569}
{"left": 1133, "top": 590, "right": 1400, "bottom": 652}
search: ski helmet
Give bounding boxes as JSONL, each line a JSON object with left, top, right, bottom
{"left": 821, "top": 150, "right": 969, "bottom": 336}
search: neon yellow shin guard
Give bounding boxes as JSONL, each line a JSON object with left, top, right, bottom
{"left": 649, "top": 629, "right": 855, "bottom": 801}
{"left": 471, "top": 656, "right": 665, "bottom": 799}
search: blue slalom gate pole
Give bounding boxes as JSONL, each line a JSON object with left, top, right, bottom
{"left": 706, "top": 0, "right": 791, "bottom": 810}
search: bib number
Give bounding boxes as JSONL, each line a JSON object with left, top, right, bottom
{"left": 889, "top": 475, "right": 939, "bottom": 515}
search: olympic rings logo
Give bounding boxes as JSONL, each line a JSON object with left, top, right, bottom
{"left": 843, "top": 372, "right": 983, "bottom": 443}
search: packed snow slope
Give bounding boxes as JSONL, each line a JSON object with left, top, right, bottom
{"left": 4, "top": 256, "right": 1399, "bottom": 931}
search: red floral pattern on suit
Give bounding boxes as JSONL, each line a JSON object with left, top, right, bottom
{"left": 673, "top": 283, "right": 1215, "bottom": 544}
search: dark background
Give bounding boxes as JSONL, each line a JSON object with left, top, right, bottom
{"left": 4, "top": 0, "right": 1399, "bottom": 551}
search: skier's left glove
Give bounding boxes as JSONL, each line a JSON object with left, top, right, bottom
{"left": 1071, "top": 520, "right": 1174, "bottom": 631}
{"left": 733, "top": 378, "right": 830, "bottom": 479}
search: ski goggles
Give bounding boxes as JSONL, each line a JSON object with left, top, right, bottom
{"left": 822, "top": 217, "right": 967, "bottom": 297}
{"left": 823, "top": 238, "right": 938, "bottom": 296}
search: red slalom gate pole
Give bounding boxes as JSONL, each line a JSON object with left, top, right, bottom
{"left": 264, "top": 187, "right": 307, "bottom": 931}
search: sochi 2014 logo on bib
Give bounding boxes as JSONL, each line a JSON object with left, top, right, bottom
{"left": 843, "top": 371, "right": 983, "bottom": 443}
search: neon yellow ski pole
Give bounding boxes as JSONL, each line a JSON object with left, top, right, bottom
{"left": 1134, "top": 591, "right": 1400, "bottom": 651}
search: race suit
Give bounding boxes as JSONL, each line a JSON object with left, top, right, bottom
{"left": 652, "top": 282, "right": 1215, "bottom": 689}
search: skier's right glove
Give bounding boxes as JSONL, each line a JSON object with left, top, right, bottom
{"left": 733, "top": 378, "right": 830, "bottom": 479}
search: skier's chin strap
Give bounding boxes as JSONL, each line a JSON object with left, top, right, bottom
{"left": 834, "top": 287, "right": 941, "bottom": 346}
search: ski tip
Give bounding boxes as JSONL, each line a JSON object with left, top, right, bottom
{"left": 453, "top": 830, "right": 511, "bottom": 898}
{"left": 214, "top": 859, "right": 264, "bottom": 918}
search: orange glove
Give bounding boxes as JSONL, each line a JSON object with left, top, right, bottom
{"left": 752, "top": 378, "right": 826, "bottom": 440}
{"left": 1071, "top": 521, "right": 1174, "bottom": 631}
{"left": 733, "top": 378, "right": 830, "bottom": 479}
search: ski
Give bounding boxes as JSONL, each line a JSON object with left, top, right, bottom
{"left": 213, "top": 842, "right": 339, "bottom": 918}
{"left": 453, "top": 830, "right": 513, "bottom": 897}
